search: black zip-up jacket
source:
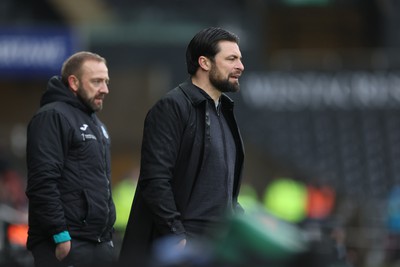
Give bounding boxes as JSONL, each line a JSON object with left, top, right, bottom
{"left": 26, "top": 76, "right": 116, "bottom": 249}
{"left": 119, "top": 80, "right": 244, "bottom": 264}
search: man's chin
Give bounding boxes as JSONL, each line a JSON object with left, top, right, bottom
{"left": 231, "top": 87, "right": 240, "bottom": 93}
{"left": 93, "top": 100, "right": 104, "bottom": 111}
{"left": 91, "top": 103, "right": 103, "bottom": 112}
{"left": 229, "top": 82, "right": 240, "bottom": 92}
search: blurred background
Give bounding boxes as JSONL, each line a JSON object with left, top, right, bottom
{"left": 1, "top": 0, "right": 400, "bottom": 266}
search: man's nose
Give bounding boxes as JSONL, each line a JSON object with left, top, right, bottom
{"left": 236, "top": 60, "right": 244, "bottom": 71}
{"left": 100, "top": 83, "right": 109, "bottom": 94}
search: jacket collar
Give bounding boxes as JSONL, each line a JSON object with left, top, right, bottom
{"left": 41, "top": 76, "right": 94, "bottom": 114}
{"left": 178, "top": 79, "right": 235, "bottom": 108}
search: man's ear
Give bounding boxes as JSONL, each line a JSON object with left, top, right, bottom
{"left": 198, "top": 56, "right": 211, "bottom": 71}
{"left": 68, "top": 75, "right": 79, "bottom": 93}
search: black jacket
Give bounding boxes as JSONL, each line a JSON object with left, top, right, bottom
{"left": 26, "top": 76, "right": 115, "bottom": 249}
{"left": 119, "top": 80, "right": 244, "bottom": 264}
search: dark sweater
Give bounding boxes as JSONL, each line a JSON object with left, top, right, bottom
{"left": 183, "top": 95, "right": 236, "bottom": 237}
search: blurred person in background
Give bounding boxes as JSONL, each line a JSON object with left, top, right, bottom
{"left": 0, "top": 158, "right": 27, "bottom": 211}
{"left": 111, "top": 169, "right": 138, "bottom": 256}
{"left": 119, "top": 27, "right": 245, "bottom": 266}
{"left": 26, "top": 51, "right": 116, "bottom": 267}
{"left": 0, "top": 158, "right": 30, "bottom": 267}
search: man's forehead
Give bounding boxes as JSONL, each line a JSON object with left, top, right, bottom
{"left": 81, "top": 61, "right": 108, "bottom": 74}
{"left": 216, "top": 41, "right": 241, "bottom": 56}
{"left": 82, "top": 60, "right": 106, "bottom": 69}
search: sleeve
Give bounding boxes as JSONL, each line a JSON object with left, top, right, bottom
{"left": 53, "top": 231, "right": 71, "bottom": 243}
{"left": 234, "top": 202, "right": 245, "bottom": 214}
{"left": 26, "top": 110, "right": 71, "bottom": 237}
{"left": 138, "top": 97, "right": 187, "bottom": 238}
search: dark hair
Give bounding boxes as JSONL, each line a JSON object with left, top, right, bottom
{"left": 61, "top": 51, "right": 106, "bottom": 86}
{"left": 185, "top": 27, "right": 239, "bottom": 75}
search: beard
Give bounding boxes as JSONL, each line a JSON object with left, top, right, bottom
{"left": 209, "top": 64, "right": 240, "bottom": 93}
{"left": 77, "top": 86, "right": 103, "bottom": 112}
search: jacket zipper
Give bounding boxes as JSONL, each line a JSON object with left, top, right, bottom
{"left": 92, "top": 115, "right": 111, "bottom": 242}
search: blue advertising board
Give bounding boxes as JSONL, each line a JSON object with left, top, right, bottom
{"left": 0, "top": 27, "right": 80, "bottom": 79}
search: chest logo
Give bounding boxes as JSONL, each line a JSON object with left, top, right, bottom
{"left": 81, "top": 133, "right": 97, "bottom": 141}
{"left": 80, "top": 124, "right": 88, "bottom": 131}
{"left": 101, "top": 125, "right": 109, "bottom": 139}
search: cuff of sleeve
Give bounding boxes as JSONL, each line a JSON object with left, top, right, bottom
{"left": 169, "top": 220, "right": 185, "bottom": 235}
{"left": 53, "top": 231, "right": 71, "bottom": 244}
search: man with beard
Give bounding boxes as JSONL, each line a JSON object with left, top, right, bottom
{"left": 119, "top": 27, "right": 245, "bottom": 266}
{"left": 26, "top": 51, "right": 116, "bottom": 267}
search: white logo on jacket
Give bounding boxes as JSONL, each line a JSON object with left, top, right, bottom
{"left": 80, "top": 124, "right": 88, "bottom": 131}
{"left": 101, "top": 125, "right": 109, "bottom": 139}
{"left": 80, "top": 124, "right": 97, "bottom": 141}
{"left": 81, "top": 133, "right": 97, "bottom": 141}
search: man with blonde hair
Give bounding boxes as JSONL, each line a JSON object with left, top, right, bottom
{"left": 26, "top": 51, "right": 116, "bottom": 267}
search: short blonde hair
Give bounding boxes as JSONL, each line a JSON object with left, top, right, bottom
{"left": 61, "top": 51, "right": 106, "bottom": 86}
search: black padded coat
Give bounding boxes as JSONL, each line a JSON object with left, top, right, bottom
{"left": 26, "top": 76, "right": 115, "bottom": 249}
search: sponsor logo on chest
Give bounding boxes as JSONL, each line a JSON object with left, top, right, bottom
{"left": 80, "top": 123, "right": 97, "bottom": 141}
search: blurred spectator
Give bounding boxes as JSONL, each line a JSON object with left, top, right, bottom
{"left": 306, "top": 185, "right": 335, "bottom": 220}
{"left": 262, "top": 177, "right": 351, "bottom": 267}
{"left": 263, "top": 177, "right": 308, "bottom": 223}
{"left": 385, "top": 185, "right": 400, "bottom": 266}
{"left": 0, "top": 158, "right": 27, "bottom": 211}
{"left": 112, "top": 170, "right": 138, "bottom": 255}
{"left": 0, "top": 157, "right": 30, "bottom": 267}
{"left": 237, "top": 183, "right": 259, "bottom": 212}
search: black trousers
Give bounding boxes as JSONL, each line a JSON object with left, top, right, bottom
{"left": 31, "top": 238, "right": 116, "bottom": 267}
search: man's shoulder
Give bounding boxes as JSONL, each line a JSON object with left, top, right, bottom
{"left": 166, "top": 81, "right": 207, "bottom": 106}
{"left": 33, "top": 101, "right": 84, "bottom": 125}
{"left": 158, "top": 83, "right": 191, "bottom": 105}
{"left": 38, "top": 101, "right": 72, "bottom": 114}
